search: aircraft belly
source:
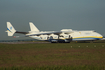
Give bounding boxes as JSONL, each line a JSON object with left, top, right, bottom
{"left": 29, "top": 36, "right": 42, "bottom": 40}
{"left": 72, "top": 37, "right": 102, "bottom": 41}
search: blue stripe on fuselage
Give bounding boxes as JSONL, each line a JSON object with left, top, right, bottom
{"left": 72, "top": 38, "right": 101, "bottom": 41}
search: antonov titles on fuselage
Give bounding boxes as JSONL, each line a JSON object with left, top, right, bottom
{"left": 6, "top": 22, "right": 103, "bottom": 43}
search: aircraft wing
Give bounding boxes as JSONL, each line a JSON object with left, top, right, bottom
{"left": 14, "top": 31, "right": 73, "bottom": 38}
{"left": 26, "top": 31, "right": 74, "bottom": 37}
{"left": 15, "top": 31, "right": 29, "bottom": 34}
{"left": 62, "top": 31, "right": 74, "bottom": 34}
{"left": 26, "top": 31, "right": 62, "bottom": 37}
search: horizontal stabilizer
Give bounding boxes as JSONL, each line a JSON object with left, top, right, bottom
{"left": 15, "top": 31, "right": 29, "bottom": 34}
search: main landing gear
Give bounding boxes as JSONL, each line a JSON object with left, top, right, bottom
{"left": 48, "top": 35, "right": 72, "bottom": 43}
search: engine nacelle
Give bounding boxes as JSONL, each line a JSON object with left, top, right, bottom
{"left": 64, "top": 35, "right": 70, "bottom": 39}
{"left": 39, "top": 35, "right": 48, "bottom": 40}
{"left": 49, "top": 34, "right": 58, "bottom": 39}
{"left": 60, "top": 33, "right": 71, "bottom": 39}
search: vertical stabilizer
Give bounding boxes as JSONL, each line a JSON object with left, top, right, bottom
{"left": 29, "top": 22, "right": 39, "bottom": 32}
{"left": 6, "top": 22, "right": 16, "bottom": 36}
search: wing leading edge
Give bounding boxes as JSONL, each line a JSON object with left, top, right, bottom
{"left": 26, "top": 31, "right": 62, "bottom": 37}
{"left": 16, "top": 31, "right": 29, "bottom": 34}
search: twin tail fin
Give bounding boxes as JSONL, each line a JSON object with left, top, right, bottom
{"left": 29, "top": 22, "right": 39, "bottom": 32}
{"left": 6, "top": 22, "right": 16, "bottom": 36}
{"left": 6, "top": 22, "right": 39, "bottom": 36}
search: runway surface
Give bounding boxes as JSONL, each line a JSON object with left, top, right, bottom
{"left": 0, "top": 42, "right": 50, "bottom": 44}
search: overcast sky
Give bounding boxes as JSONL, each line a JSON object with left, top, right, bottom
{"left": 0, "top": 0, "right": 105, "bottom": 40}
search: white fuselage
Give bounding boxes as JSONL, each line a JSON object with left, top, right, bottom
{"left": 27, "top": 30, "right": 103, "bottom": 41}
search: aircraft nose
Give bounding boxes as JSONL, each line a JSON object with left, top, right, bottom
{"left": 99, "top": 34, "right": 103, "bottom": 38}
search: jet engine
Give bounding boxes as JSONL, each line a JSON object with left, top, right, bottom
{"left": 60, "top": 33, "right": 71, "bottom": 39}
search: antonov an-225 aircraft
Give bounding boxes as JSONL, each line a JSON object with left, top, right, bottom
{"left": 6, "top": 22, "right": 103, "bottom": 43}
